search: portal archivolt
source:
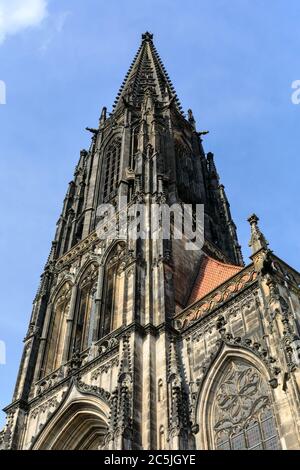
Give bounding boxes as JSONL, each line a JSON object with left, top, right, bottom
{"left": 32, "top": 399, "right": 109, "bottom": 450}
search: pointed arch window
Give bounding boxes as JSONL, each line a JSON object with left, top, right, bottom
{"left": 43, "top": 282, "right": 72, "bottom": 376}
{"left": 175, "top": 141, "right": 197, "bottom": 203}
{"left": 99, "top": 244, "right": 126, "bottom": 339}
{"left": 103, "top": 139, "right": 121, "bottom": 202}
{"left": 73, "top": 263, "right": 98, "bottom": 352}
{"left": 211, "top": 359, "right": 280, "bottom": 450}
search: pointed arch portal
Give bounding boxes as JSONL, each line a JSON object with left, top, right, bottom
{"left": 32, "top": 398, "right": 109, "bottom": 450}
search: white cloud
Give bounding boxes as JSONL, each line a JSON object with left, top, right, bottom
{"left": 55, "top": 10, "right": 70, "bottom": 34}
{"left": 39, "top": 10, "right": 71, "bottom": 53}
{"left": 0, "top": 0, "right": 48, "bottom": 44}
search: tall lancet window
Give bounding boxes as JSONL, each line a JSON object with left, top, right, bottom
{"left": 99, "top": 244, "right": 125, "bottom": 338}
{"left": 74, "top": 263, "right": 98, "bottom": 352}
{"left": 43, "top": 282, "right": 72, "bottom": 376}
{"left": 103, "top": 139, "right": 121, "bottom": 202}
{"left": 211, "top": 359, "right": 280, "bottom": 450}
{"left": 175, "top": 141, "right": 197, "bottom": 204}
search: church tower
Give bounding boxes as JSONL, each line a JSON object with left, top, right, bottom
{"left": 2, "top": 33, "right": 300, "bottom": 450}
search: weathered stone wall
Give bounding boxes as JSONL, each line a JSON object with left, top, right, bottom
{"left": 176, "top": 257, "right": 300, "bottom": 450}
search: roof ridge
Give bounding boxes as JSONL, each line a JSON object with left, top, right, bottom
{"left": 202, "top": 252, "right": 243, "bottom": 270}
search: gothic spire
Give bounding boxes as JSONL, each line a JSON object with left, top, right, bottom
{"left": 112, "top": 32, "right": 183, "bottom": 114}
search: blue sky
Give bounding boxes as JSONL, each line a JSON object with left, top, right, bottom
{"left": 0, "top": 0, "right": 299, "bottom": 427}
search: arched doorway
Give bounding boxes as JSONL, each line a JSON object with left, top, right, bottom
{"left": 32, "top": 398, "right": 109, "bottom": 450}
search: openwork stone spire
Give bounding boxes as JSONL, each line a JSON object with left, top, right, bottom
{"left": 112, "top": 32, "right": 183, "bottom": 113}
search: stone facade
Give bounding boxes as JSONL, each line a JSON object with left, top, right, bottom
{"left": 1, "top": 33, "right": 300, "bottom": 450}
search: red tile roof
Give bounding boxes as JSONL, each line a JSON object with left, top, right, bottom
{"left": 189, "top": 254, "right": 243, "bottom": 305}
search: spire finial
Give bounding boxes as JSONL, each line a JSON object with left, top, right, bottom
{"left": 248, "top": 213, "right": 269, "bottom": 254}
{"left": 99, "top": 106, "right": 107, "bottom": 126}
{"left": 207, "top": 152, "right": 219, "bottom": 181}
{"left": 112, "top": 32, "right": 183, "bottom": 114}
{"left": 188, "top": 109, "right": 196, "bottom": 130}
{"left": 142, "top": 31, "right": 153, "bottom": 42}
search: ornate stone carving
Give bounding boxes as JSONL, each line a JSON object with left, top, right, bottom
{"left": 67, "top": 349, "right": 83, "bottom": 375}
{"left": 31, "top": 396, "right": 60, "bottom": 419}
{"left": 167, "top": 337, "right": 191, "bottom": 444}
{"left": 56, "top": 231, "right": 99, "bottom": 271}
{"left": 79, "top": 262, "right": 98, "bottom": 289}
{"left": 215, "top": 316, "right": 280, "bottom": 386}
{"left": 36, "top": 367, "right": 65, "bottom": 397}
{"left": 178, "top": 266, "right": 258, "bottom": 329}
{"left": 214, "top": 362, "right": 268, "bottom": 435}
{"left": 24, "top": 323, "right": 40, "bottom": 341}
{"left": 91, "top": 357, "right": 120, "bottom": 380}
{"left": 278, "top": 296, "right": 300, "bottom": 373}
{"left": 213, "top": 360, "right": 280, "bottom": 449}
{"left": 100, "top": 336, "right": 133, "bottom": 450}
{"left": 0, "top": 411, "right": 15, "bottom": 450}
{"left": 248, "top": 214, "right": 269, "bottom": 255}
{"left": 76, "top": 380, "right": 111, "bottom": 403}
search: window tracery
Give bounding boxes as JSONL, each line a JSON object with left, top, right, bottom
{"left": 103, "top": 139, "right": 121, "bottom": 201}
{"left": 175, "top": 141, "right": 197, "bottom": 203}
{"left": 99, "top": 244, "right": 126, "bottom": 338}
{"left": 212, "top": 360, "right": 280, "bottom": 450}
{"left": 74, "top": 263, "right": 98, "bottom": 352}
{"left": 43, "top": 282, "right": 72, "bottom": 375}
